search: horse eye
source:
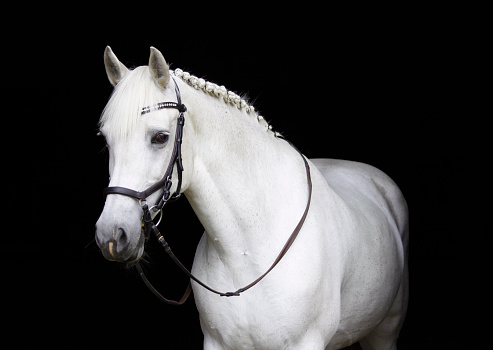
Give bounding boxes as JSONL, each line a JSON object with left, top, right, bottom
{"left": 152, "top": 132, "right": 169, "bottom": 144}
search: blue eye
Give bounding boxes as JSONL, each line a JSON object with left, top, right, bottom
{"left": 152, "top": 132, "right": 169, "bottom": 144}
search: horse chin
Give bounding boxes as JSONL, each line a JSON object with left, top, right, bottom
{"left": 122, "top": 233, "right": 146, "bottom": 264}
{"left": 122, "top": 244, "right": 145, "bottom": 264}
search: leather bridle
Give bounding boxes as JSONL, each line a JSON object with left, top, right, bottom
{"left": 103, "top": 77, "right": 186, "bottom": 238}
{"left": 101, "top": 76, "right": 312, "bottom": 305}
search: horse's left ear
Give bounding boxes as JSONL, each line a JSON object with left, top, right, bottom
{"left": 104, "top": 46, "right": 129, "bottom": 86}
{"left": 149, "top": 47, "right": 170, "bottom": 89}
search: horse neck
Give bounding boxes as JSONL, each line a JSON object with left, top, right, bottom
{"left": 183, "top": 85, "right": 309, "bottom": 263}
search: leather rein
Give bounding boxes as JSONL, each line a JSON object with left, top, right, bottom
{"left": 102, "top": 76, "right": 312, "bottom": 305}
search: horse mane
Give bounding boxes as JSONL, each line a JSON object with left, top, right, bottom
{"left": 172, "top": 68, "right": 280, "bottom": 137}
{"left": 99, "top": 66, "right": 280, "bottom": 140}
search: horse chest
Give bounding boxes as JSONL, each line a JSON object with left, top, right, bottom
{"left": 192, "top": 233, "right": 331, "bottom": 348}
{"left": 197, "top": 289, "right": 303, "bottom": 349}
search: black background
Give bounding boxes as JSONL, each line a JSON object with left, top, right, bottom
{"left": 0, "top": 8, "right": 486, "bottom": 349}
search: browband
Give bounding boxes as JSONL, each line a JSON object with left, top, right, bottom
{"left": 141, "top": 101, "right": 187, "bottom": 115}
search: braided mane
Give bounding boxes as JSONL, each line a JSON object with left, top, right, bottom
{"left": 172, "top": 68, "right": 281, "bottom": 138}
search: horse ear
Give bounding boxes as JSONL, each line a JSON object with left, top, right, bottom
{"left": 104, "top": 46, "right": 129, "bottom": 86}
{"left": 149, "top": 46, "right": 170, "bottom": 89}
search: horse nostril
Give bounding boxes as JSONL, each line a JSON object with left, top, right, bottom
{"left": 96, "top": 222, "right": 135, "bottom": 261}
{"left": 115, "top": 227, "right": 129, "bottom": 252}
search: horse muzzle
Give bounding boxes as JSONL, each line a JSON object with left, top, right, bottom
{"left": 95, "top": 221, "right": 145, "bottom": 263}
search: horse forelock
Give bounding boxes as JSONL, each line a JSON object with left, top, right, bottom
{"left": 99, "top": 66, "right": 164, "bottom": 140}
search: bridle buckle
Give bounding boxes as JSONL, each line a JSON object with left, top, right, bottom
{"left": 149, "top": 205, "right": 164, "bottom": 226}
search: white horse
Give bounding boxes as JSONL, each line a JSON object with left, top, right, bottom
{"left": 95, "top": 46, "right": 408, "bottom": 350}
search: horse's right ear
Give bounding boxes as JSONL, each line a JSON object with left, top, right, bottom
{"left": 104, "top": 46, "right": 129, "bottom": 86}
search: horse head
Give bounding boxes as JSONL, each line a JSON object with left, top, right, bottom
{"left": 95, "top": 46, "right": 194, "bottom": 262}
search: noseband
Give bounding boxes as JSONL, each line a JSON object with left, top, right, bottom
{"left": 101, "top": 76, "right": 312, "bottom": 305}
